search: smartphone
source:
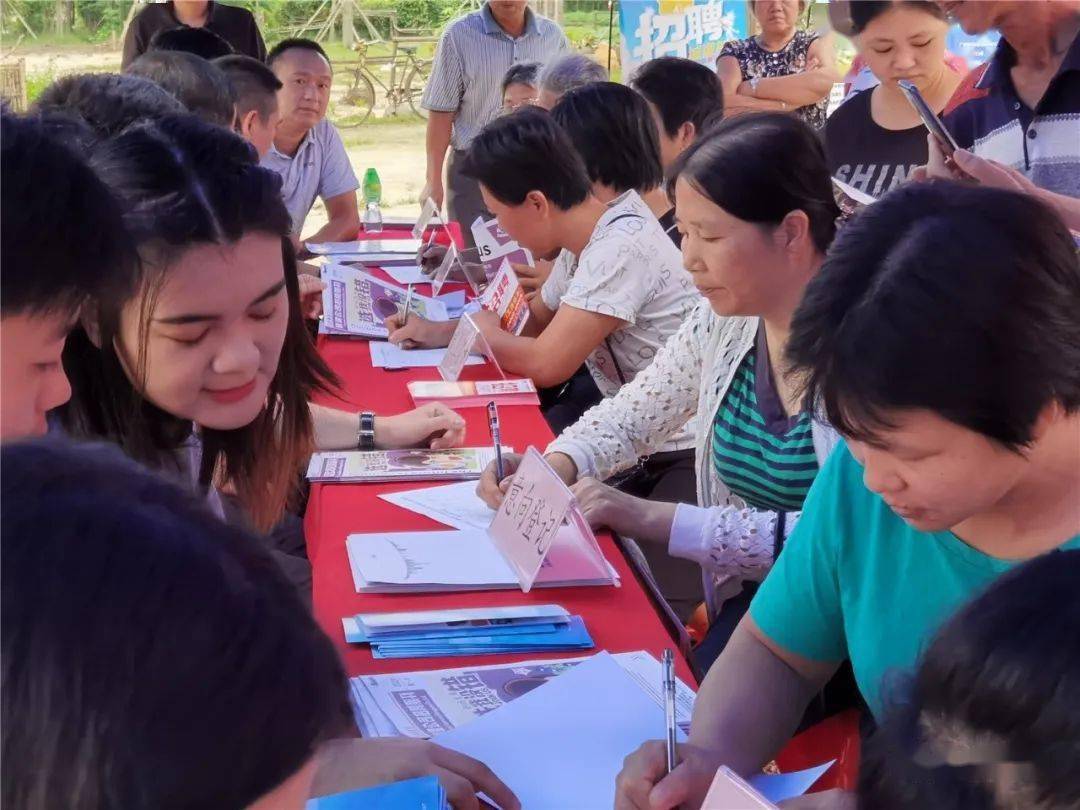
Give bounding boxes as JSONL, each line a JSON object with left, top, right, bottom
{"left": 898, "top": 79, "right": 960, "bottom": 157}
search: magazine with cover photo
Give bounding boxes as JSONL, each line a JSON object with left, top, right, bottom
{"left": 306, "top": 447, "right": 510, "bottom": 483}
{"left": 321, "top": 264, "right": 448, "bottom": 339}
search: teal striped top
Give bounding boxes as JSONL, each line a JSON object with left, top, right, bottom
{"left": 711, "top": 345, "right": 818, "bottom": 512}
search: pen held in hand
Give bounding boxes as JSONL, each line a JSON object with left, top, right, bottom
{"left": 401, "top": 284, "right": 414, "bottom": 326}
{"left": 662, "top": 649, "right": 678, "bottom": 775}
{"left": 487, "top": 401, "right": 504, "bottom": 481}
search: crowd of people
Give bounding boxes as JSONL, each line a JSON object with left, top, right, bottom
{"left": 1, "top": 0, "right": 1079, "bottom": 808}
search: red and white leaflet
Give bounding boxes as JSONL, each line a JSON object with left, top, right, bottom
{"left": 407, "top": 379, "right": 539, "bottom": 408}
{"left": 479, "top": 259, "right": 529, "bottom": 335}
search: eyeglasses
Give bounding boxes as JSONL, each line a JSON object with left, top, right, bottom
{"left": 501, "top": 97, "right": 539, "bottom": 115}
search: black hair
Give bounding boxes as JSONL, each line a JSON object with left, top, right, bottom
{"left": 501, "top": 60, "right": 541, "bottom": 94}
{"left": 668, "top": 112, "right": 839, "bottom": 253}
{"left": 125, "top": 50, "right": 236, "bottom": 127}
{"left": 33, "top": 72, "right": 184, "bottom": 139}
{"left": 266, "top": 37, "right": 332, "bottom": 71}
{"left": 0, "top": 438, "right": 349, "bottom": 810}
{"left": 148, "top": 23, "right": 235, "bottom": 60}
{"left": 859, "top": 550, "right": 1080, "bottom": 809}
{"left": 630, "top": 56, "right": 724, "bottom": 138}
{"left": 215, "top": 54, "right": 283, "bottom": 121}
{"left": 459, "top": 105, "right": 591, "bottom": 210}
{"left": 787, "top": 182, "right": 1080, "bottom": 450}
{"left": 846, "top": 0, "right": 941, "bottom": 34}
{"left": 1, "top": 112, "right": 138, "bottom": 318}
{"left": 550, "top": 81, "right": 664, "bottom": 195}
{"left": 58, "top": 114, "right": 338, "bottom": 532}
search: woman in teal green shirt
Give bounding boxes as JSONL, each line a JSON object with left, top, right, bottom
{"left": 614, "top": 181, "right": 1080, "bottom": 810}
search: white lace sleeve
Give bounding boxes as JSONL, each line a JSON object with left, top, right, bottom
{"left": 669, "top": 503, "right": 802, "bottom": 583}
{"left": 546, "top": 301, "right": 709, "bottom": 480}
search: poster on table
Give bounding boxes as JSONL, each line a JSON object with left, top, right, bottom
{"left": 618, "top": 0, "right": 749, "bottom": 75}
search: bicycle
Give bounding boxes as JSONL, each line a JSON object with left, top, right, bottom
{"left": 334, "top": 38, "right": 433, "bottom": 126}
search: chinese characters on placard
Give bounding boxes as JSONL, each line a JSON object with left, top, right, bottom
{"left": 502, "top": 477, "right": 563, "bottom": 557}
{"left": 632, "top": 1, "right": 737, "bottom": 62}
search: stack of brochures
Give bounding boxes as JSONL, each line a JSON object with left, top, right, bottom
{"left": 349, "top": 650, "right": 695, "bottom": 739}
{"left": 306, "top": 448, "right": 509, "bottom": 484}
{"left": 307, "top": 238, "right": 425, "bottom": 267}
{"left": 342, "top": 604, "right": 594, "bottom": 659}
{"left": 307, "top": 775, "right": 447, "bottom": 809}
{"left": 345, "top": 527, "right": 619, "bottom": 593}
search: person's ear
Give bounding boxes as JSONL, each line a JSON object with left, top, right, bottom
{"left": 79, "top": 306, "right": 102, "bottom": 349}
{"left": 777, "top": 209, "right": 811, "bottom": 253}
{"left": 239, "top": 108, "right": 260, "bottom": 140}
{"left": 525, "top": 190, "right": 550, "bottom": 218}
{"left": 678, "top": 121, "right": 696, "bottom": 151}
{"left": 1029, "top": 400, "right": 1065, "bottom": 444}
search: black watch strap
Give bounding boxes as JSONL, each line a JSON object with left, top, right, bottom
{"left": 357, "top": 411, "right": 376, "bottom": 450}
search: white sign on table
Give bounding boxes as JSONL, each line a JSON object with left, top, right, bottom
{"left": 412, "top": 197, "right": 441, "bottom": 240}
{"left": 438, "top": 314, "right": 502, "bottom": 382}
{"left": 430, "top": 242, "right": 458, "bottom": 297}
{"left": 488, "top": 447, "right": 611, "bottom": 593}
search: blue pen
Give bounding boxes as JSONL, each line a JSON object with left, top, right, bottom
{"left": 487, "top": 401, "right": 504, "bottom": 481}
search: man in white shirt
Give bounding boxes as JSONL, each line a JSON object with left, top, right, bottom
{"left": 421, "top": 1, "right": 567, "bottom": 244}
{"left": 261, "top": 39, "right": 359, "bottom": 246}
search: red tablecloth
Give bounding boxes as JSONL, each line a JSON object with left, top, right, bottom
{"left": 306, "top": 336, "right": 696, "bottom": 685}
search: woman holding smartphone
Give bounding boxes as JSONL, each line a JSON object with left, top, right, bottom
{"left": 825, "top": 0, "right": 963, "bottom": 197}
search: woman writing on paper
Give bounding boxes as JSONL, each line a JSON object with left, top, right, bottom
{"left": 387, "top": 101, "right": 696, "bottom": 422}
{"left": 57, "top": 115, "right": 465, "bottom": 594}
{"left": 478, "top": 113, "right": 843, "bottom": 656}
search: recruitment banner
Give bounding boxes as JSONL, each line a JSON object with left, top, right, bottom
{"left": 619, "top": 0, "right": 749, "bottom": 75}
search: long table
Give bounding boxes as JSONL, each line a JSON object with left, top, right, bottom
{"left": 306, "top": 327, "right": 696, "bottom": 685}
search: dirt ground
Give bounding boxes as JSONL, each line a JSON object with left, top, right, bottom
{"left": 11, "top": 43, "right": 430, "bottom": 232}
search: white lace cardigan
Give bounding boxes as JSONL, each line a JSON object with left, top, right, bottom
{"left": 547, "top": 300, "right": 840, "bottom": 617}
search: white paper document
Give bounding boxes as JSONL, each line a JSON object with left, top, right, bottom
{"left": 345, "top": 526, "right": 619, "bottom": 593}
{"left": 307, "top": 239, "right": 423, "bottom": 256}
{"left": 379, "top": 481, "right": 496, "bottom": 531}
{"left": 383, "top": 264, "right": 430, "bottom": 285}
{"left": 369, "top": 341, "right": 484, "bottom": 370}
{"left": 349, "top": 650, "right": 694, "bottom": 740}
{"left": 434, "top": 652, "right": 687, "bottom": 810}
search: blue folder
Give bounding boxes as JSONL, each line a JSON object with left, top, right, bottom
{"left": 371, "top": 615, "right": 594, "bottom": 659}
{"left": 307, "top": 775, "right": 448, "bottom": 809}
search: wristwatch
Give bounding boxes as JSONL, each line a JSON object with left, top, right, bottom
{"left": 357, "top": 411, "right": 376, "bottom": 450}
{"left": 749, "top": 75, "right": 761, "bottom": 97}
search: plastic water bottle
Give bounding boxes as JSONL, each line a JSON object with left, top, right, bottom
{"left": 362, "top": 167, "right": 383, "bottom": 234}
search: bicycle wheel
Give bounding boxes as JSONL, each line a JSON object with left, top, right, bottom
{"left": 404, "top": 60, "right": 432, "bottom": 119}
{"left": 333, "top": 69, "right": 376, "bottom": 127}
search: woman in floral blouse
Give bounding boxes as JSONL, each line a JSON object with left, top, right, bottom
{"left": 716, "top": 0, "right": 839, "bottom": 129}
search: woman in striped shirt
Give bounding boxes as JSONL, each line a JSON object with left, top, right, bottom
{"left": 478, "top": 113, "right": 842, "bottom": 646}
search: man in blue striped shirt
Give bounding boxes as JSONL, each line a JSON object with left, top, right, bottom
{"left": 421, "top": 1, "right": 567, "bottom": 244}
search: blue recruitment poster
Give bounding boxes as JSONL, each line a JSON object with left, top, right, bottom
{"left": 945, "top": 26, "right": 1001, "bottom": 67}
{"left": 619, "top": 0, "right": 749, "bottom": 75}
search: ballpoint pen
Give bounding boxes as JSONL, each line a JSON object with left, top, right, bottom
{"left": 401, "top": 284, "right": 414, "bottom": 325}
{"left": 662, "top": 649, "right": 677, "bottom": 774}
{"left": 487, "top": 401, "right": 504, "bottom": 481}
